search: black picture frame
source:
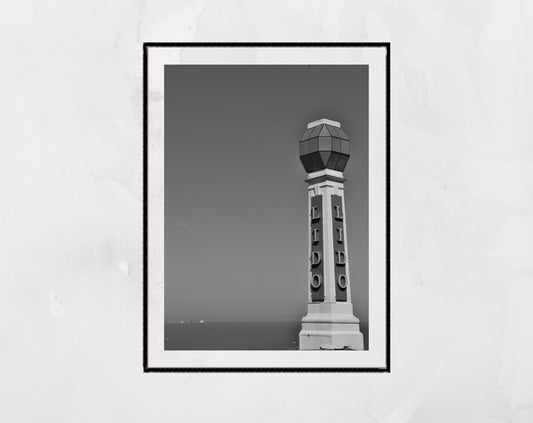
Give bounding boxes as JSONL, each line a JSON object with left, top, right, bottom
{"left": 143, "top": 42, "right": 390, "bottom": 372}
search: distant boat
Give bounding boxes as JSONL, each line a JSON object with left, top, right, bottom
{"left": 199, "top": 320, "right": 205, "bottom": 324}
{"left": 180, "top": 321, "right": 185, "bottom": 324}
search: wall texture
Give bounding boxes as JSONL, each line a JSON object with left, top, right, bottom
{"left": 1, "top": 1, "right": 532, "bottom": 422}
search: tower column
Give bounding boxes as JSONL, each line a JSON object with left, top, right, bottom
{"left": 298, "top": 118, "right": 364, "bottom": 351}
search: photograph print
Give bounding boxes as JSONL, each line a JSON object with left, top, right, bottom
{"left": 144, "top": 44, "right": 389, "bottom": 371}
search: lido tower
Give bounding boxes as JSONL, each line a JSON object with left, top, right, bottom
{"left": 298, "top": 118, "right": 364, "bottom": 350}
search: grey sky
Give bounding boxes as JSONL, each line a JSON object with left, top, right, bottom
{"left": 164, "top": 65, "right": 368, "bottom": 336}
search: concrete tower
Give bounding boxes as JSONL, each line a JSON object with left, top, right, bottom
{"left": 298, "top": 118, "right": 364, "bottom": 350}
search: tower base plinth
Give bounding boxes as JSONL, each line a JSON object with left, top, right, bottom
{"left": 298, "top": 303, "right": 364, "bottom": 350}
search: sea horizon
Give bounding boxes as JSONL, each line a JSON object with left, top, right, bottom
{"left": 165, "top": 321, "right": 301, "bottom": 351}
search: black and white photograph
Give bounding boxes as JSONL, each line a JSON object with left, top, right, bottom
{"left": 5, "top": 1, "right": 533, "bottom": 421}
{"left": 145, "top": 44, "right": 389, "bottom": 370}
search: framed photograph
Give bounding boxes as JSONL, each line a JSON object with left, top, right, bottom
{"left": 144, "top": 43, "right": 390, "bottom": 371}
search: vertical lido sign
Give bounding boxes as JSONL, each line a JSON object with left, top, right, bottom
{"left": 310, "top": 195, "right": 324, "bottom": 302}
{"left": 331, "top": 195, "right": 347, "bottom": 302}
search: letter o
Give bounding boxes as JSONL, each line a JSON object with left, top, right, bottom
{"left": 311, "top": 274, "right": 322, "bottom": 289}
{"left": 337, "top": 274, "right": 347, "bottom": 289}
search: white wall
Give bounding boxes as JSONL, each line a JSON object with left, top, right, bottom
{"left": 1, "top": 1, "right": 532, "bottom": 422}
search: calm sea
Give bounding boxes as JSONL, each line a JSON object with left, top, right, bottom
{"left": 165, "top": 321, "right": 301, "bottom": 350}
